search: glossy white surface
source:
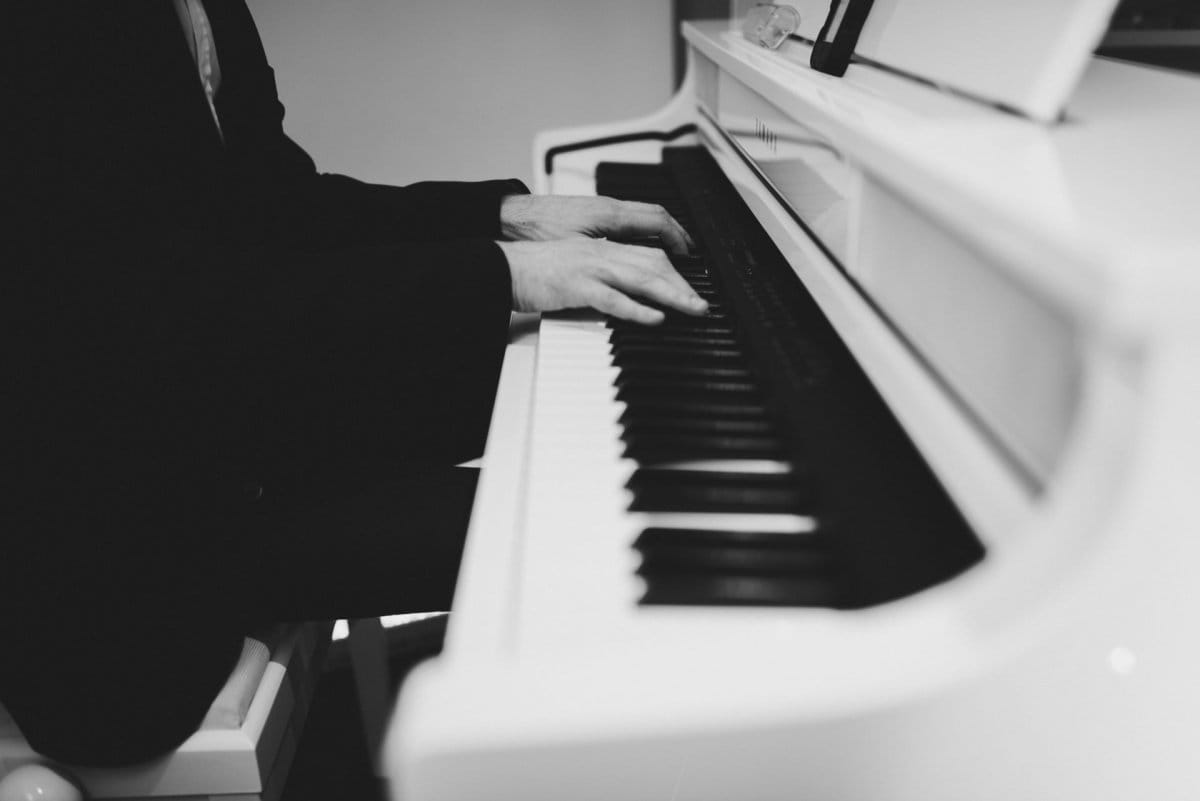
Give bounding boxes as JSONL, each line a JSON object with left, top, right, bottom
{"left": 688, "top": 22, "right": 1200, "bottom": 333}
{"left": 0, "top": 624, "right": 327, "bottom": 799}
{"left": 732, "top": 0, "right": 1119, "bottom": 121}
{"left": 706, "top": 57, "right": 1083, "bottom": 485}
{"left": 0, "top": 764, "right": 83, "bottom": 801}
{"left": 388, "top": 21, "right": 1200, "bottom": 801}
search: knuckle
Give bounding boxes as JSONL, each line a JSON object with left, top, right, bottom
{"left": 650, "top": 253, "right": 674, "bottom": 273}
{"left": 630, "top": 270, "right": 655, "bottom": 289}
{"left": 594, "top": 288, "right": 625, "bottom": 314}
{"left": 583, "top": 238, "right": 609, "bottom": 260}
{"left": 590, "top": 261, "right": 615, "bottom": 284}
{"left": 604, "top": 197, "right": 625, "bottom": 220}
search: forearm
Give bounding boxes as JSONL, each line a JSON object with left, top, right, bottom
{"left": 224, "top": 166, "right": 529, "bottom": 251}
{"left": 16, "top": 227, "right": 513, "bottom": 452}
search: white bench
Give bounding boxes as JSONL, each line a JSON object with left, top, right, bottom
{"left": 0, "top": 621, "right": 333, "bottom": 801}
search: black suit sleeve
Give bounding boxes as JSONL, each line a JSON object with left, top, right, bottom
{"left": 3, "top": 4, "right": 523, "bottom": 767}
{"left": 208, "top": 0, "right": 529, "bottom": 250}
{"left": 8, "top": 2, "right": 517, "bottom": 511}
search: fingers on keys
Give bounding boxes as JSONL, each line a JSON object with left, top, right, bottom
{"left": 611, "top": 201, "right": 696, "bottom": 255}
{"left": 594, "top": 242, "right": 708, "bottom": 323}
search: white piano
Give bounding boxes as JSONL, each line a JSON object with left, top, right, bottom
{"left": 385, "top": 2, "right": 1200, "bottom": 798}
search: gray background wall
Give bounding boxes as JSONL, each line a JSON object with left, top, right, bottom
{"left": 248, "top": 0, "right": 675, "bottom": 187}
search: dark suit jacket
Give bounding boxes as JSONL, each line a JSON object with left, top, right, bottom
{"left": 2, "top": 1, "right": 522, "bottom": 764}
{"left": 7, "top": 0, "right": 525, "bottom": 525}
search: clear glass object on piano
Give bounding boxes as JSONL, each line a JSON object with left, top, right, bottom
{"left": 741, "top": 3, "right": 801, "bottom": 50}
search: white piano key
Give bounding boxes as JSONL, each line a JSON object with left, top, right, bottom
{"left": 635, "top": 459, "right": 796, "bottom": 474}
{"left": 512, "top": 314, "right": 827, "bottom": 651}
{"left": 631, "top": 512, "right": 819, "bottom": 534}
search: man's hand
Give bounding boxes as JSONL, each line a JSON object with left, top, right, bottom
{"left": 500, "top": 195, "right": 695, "bottom": 255}
{"left": 497, "top": 194, "right": 705, "bottom": 324}
{"left": 498, "top": 239, "right": 708, "bottom": 326}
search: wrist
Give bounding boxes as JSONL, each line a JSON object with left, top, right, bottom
{"left": 500, "top": 194, "right": 541, "bottom": 241}
{"left": 495, "top": 240, "right": 532, "bottom": 312}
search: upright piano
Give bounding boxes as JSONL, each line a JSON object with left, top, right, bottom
{"left": 385, "top": 3, "right": 1200, "bottom": 798}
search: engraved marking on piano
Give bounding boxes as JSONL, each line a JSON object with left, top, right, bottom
{"left": 754, "top": 117, "right": 780, "bottom": 155}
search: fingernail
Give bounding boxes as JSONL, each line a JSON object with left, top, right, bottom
{"left": 689, "top": 295, "right": 708, "bottom": 310}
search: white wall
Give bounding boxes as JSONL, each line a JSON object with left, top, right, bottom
{"left": 248, "top": 0, "right": 673, "bottom": 187}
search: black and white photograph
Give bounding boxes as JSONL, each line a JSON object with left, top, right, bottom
{"left": 3, "top": 1, "right": 1199, "bottom": 799}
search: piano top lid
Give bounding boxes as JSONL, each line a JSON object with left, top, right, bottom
{"left": 687, "top": 19, "right": 1200, "bottom": 340}
{"left": 749, "top": 0, "right": 1121, "bottom": 122}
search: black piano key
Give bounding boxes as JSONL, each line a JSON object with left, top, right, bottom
{"left": 610, "top": 322, "right": 737, "bottom": 337}
{"left": 595, "top": 174, "right": 668, "bottom": 188}
{"left": 669, "top": 254, "right": 708, "bottom": 269}
{"left": 599, "top": 186, "right": 681, "bottom": 204}
{"left": 608, "top": 317, "right": 735, "bottom": 336}
{"left": 613, "top": 365, "right": 755, "bottom": 386}
{"left": 616, "top": 383, "right": 763, "bottom": 406}
{"left": 615, "top": 325, "right": 739, "bottom": 343}
{"left": 638, "top": 574, "right": 837, "bottom": 607}
{"left": 620, "top": 410, "right": 770, "bottom": 429}
{"left": 628, "top": 484, "right": 809, "bottom": 514}
{"left": 611, "top": 355, "right": 748, "bottom": 373}
{"left": 620, "top": 417, "right": 776, "bottom": 437}
{"left": 628, "top": 469, "right": 802, "bottom": 491}
{"left": 611, "top": 348, "right": 747, "bottom": 370}
{"left": 617, "top": 394, "right": 768, "bottom": 416}
{"left": 612, "top": 318, "right": 727, "bottom": 334}
{"left": 626, "top": 470, "right": 813, "bottom": 513}
{"left": 596, "top": 161, "right": 669, "bottom": 178}
{"left": 609, "top": 332, "right": 740, "bottom": 348}
{"left": 623, "top": 432, "right": 787, "bottom": 461}
{"left": 621, "top": 310, "right": 732, "bottom": 331}
{"left": 616, "top": 374, "right": 761, "bottom": 391}
{"left": 660, "top": 307, "right": 731, "bottom": 323}
{"left": 614, "top": 330, "right": 734, "bottom": 347}
{"left": 610, "top": 340, "right": 742, "bottom": 354}
{"left": 636, "top": 543, "right": 832, "bottom": 577}
{"left": 613, "top": 362, "right": 749, "bottom": 380}
{"left": 608, "top": 186, "right": 683, "bottom": 200}
{"left": 628, "top": 465, "right": 806, "bottom": 491}
{"left": 616, "top": 385, "right": 765, "bottom": 407}
{"left": 634, "top": 527, "right": 819, "bottom": 550}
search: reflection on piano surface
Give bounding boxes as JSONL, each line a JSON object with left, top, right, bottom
{"left": 386, "top": 6, "right": 1200, "bottom": 800}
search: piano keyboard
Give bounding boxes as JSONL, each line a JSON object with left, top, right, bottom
{"left": 529, "top": 147, "right": 984, "bottom": 612}
{"left": 390, "top": 20, "right": 1200, "bottom": 798}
